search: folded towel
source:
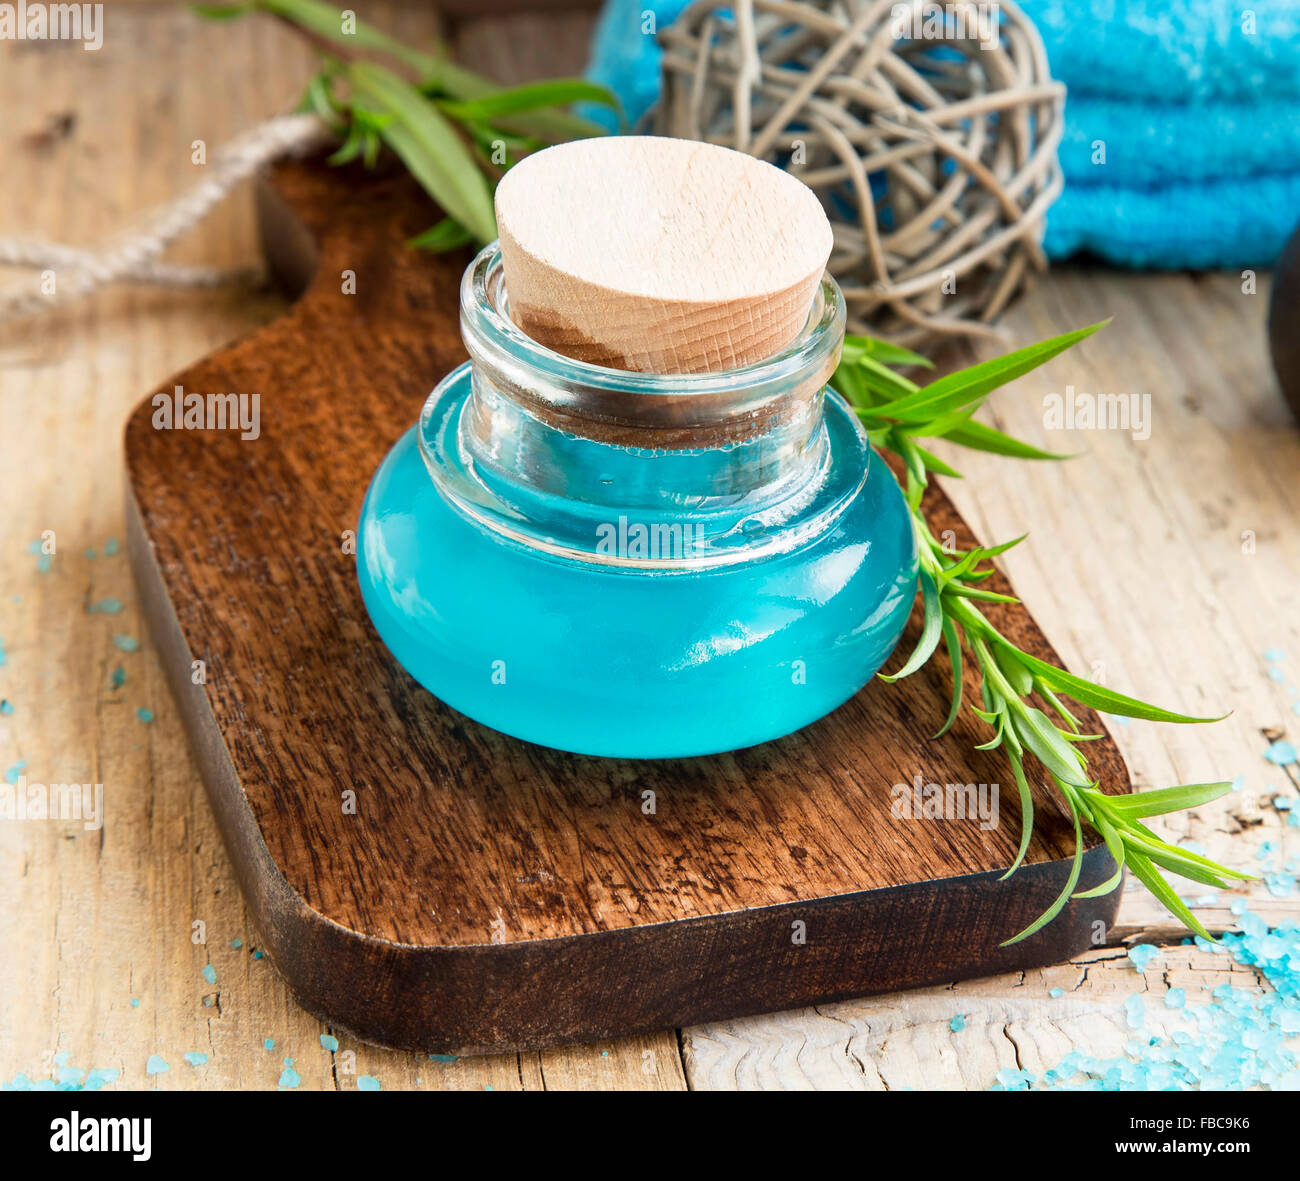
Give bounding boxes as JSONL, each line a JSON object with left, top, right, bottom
{"left": 586, "top": 0, "right": 1300, "bottom": 268}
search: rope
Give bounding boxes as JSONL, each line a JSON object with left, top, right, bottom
{"left": 0, "top": 113, "right": 334, "bottom": 323}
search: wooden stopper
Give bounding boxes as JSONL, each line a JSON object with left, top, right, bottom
{"left": 494, "top": 136, "right": 833, "bottom": 374}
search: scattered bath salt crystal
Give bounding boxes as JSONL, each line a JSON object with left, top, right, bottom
{"left": 136, "top": 708, "right": 153, "bottom": 724}
{"left": 1049, "top": 987, "right": 1065, "bottom": 999}
{"left": 429, "top": 1053, "right": 457, "bottom": 1063}
{"left": 1231, "top": 774, "right": 1247, "bottom": 793}
{"left": 229, "top": 938, "right": 243, "bottom": 949}
{"left": 104, "top": 538, "right": 119, "bottom": 556}
{"left": 1128, "top": 944, "right": 1160, "bottom": 972}
{"left": 357, "top": 1075, "right": 381, "bottom": 1091}
{"left": 1292, "top": 702, "right": 1300, "bottom": 716}
{"left": 5, "top": 761, "right": 27, "bottom": 785}
{"left": 1269, "top": 666, "right": 1286, "bottom": 683}
{"left": 1266, "top": 648, "right": 1287, "bottom": 663}
{"left": 1190, "top": 893, "right": 1219, "bottom": 908}
{"left": 201, "top": 964, "right": 216, "bottom": 986}
{"left": 1259, "top": 840, "right": 1278, "bottom": 861}
{"left": 0, "top": 700, "right": 13, "bottom": 716}
{"left": 319, "top": 1034, "right": 339, "bottom": 1052}
{"left": 112, "top": 635, "right": 139, "bottom": 652}
{"left": 85, "top": 548, "right": 96, "bottom": 560}
{"left": 183, "top": 1052, "right": 208, "bottom": 1067}
{"left": 87, "top": 599, "right": 123, "bottom": 615}
{"left": 263, "top": 1038, "right": 275, "bottom": 1051}
{"left": 1124, "top": 994, "right": 1146, "bottom": 1029}
{"left": 3, "top": 1063, "right": 120, "bottom": 1092}
{"left": 0, "top": 637, "right": 6, "bottom": 666}
{"left": 283, "top": 1057, "right": 294, "bottom": 1067}
{"left": 601, "top": 1050, "right": 609, "bottom": 1057}
{"left": 1104, "top": 713, "right": 1131, "bottom": 727}
{"left": 54, "top": 1051, "right": 70, "bottom": 1068}
{"left": 145, "top": 1055, "right": 169, "bottom": 1075}
{"left": 1265, "top": 873, "right": 1296, "bottom": 898}
{"left": 1275, "top": 796, "right": 1295, "bottom": 811}
{"left": 252, "top": 950, "right": 263, "bottom": 959}
{"left": 278, "top": 1066, "right": 301, "bottom": 1089}
{"left": 949, "top": 1014, "right": 966, "bottom": 1032}
{"left": 109, "top": 666, "right": 126, "bottom": 689}
{"left": 1165, "top": 988, "right": 1187, "bottom": 1009}
{"left": 37, "top": 554, "right": 52, "bottom": 574}
{"left": 26, "top": 540, "right": 40, "bottom": 554}
{"left": 1291, "top": 812, "right": 1300, "bottom": 828}
{"left": 83, "top": 1068, "right": 119, "bottom": 1091}
{"left": 129, "top": 998, "right": 139, "bottom": 1008}
{"left": 993, "top": 1067, "right": 1035, "bottom": 1091}
{"left": 1265, "top": 740, "right": 1298, "bottom": 766}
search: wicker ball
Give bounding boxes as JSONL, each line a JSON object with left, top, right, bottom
{"left": 654, "top": 0, "right": 1065, "bottom": 349}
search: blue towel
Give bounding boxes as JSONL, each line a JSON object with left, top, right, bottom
{"left": 586, "top": 0, "right": 1300, "bottom": 268}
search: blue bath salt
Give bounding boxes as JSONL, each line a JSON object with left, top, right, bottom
{"left": 283, "top": 1057, "right": 294, "bottom": 1067}
{"left": 949, "top": 1015, "right": 966, "bottom": 1032}
{"left": 1265, "top": 648, "right": 1287, "bottom": 663}
{"left": 109, "top": 666, "right": 126, "bottom": 689}
{"left": 87, "top": 599, "right": 123, "bottom": 615}
{"left": 129, "top": 997, "right": 139, "bottom": 1008}
{"left": 1050, "top": 987, "right": 1065, "bottom": 999}
{"left": 136, "top": 708, "right": 153, "bottom": 724}
{"left": 278, "top": 1066, "right": 301, "bottom": 1089}
{"left": 183, "top": 1052, "right": 208, "bottom": 1067}
{"left": 0, "top": 700, "right": 12, "bottom": 715}
{"left": 993, "top": 1067, "right": 1035, "bottom": 1091}
{"left": 1268, "top": 666, "right": 1285, "bottom": 682}
{"left": 1231, "top": 774, "right": 1246, "bottom": 793}
{"left": 1165, "top": 989, "right": 1187, "bottom": 1009}
{"left": 85, "top": 547, "right": 96, "bottom": 559}
{"left": 1266, "top": 740, "right": 1298, "bottom": 766}
{"left": 145, "top": 1055, "right": 169, "bottom": 1075}
{"left": 230, "top": 938, "right": 243, "bottom": 949}
{"left": 26, "top": 540, "right": 40, "bottom": 554}
{"left": 429, "top": 1053, "right": 457, "bottom": 1063}
{"left": 0, "top": 637, "right": 6, "bottom": 666}
{"left": 357, "top": 1075, "right": 381, "bottom": 1091}
{"left": 263, "top": 1038, "right": 274, "bottom": 1051}
{"left": 319, "top": 1034, "right": 339, "bottom": 1052}
{"left": 1265, "top": 873, "right": 1296, "bottom": 898}
{"left": 3, "top": 1064, "right": 120, "bottom": 1092}
{"left": 1275, "top": 797, "right": 1295, "bottom": 811}
{"left": 5, "top": 761, "right": 27, "bottom": 785}
{"left": 252, "top": 950, "right": 263, "bottom": 960}
{"left": 1128, "top": 944, "right": 1160, "bottom": 972}
{"left": 201, "top": 964, "right": 216, "bottom": 985}
{"left": 1259, "top": 840, "right": 1278, "bottom": 861}
{"left": 104, "top": 538, "right": 119, "bottom": 556}
{"left": 1124, "top": 994, "right": 1146, "bottom": 1029}
{"left": 112, "top": 635, "right": 139, "bottom": 652}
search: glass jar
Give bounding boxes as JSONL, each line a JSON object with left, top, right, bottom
{"left": 357, "top": 245, "right": 918, "bottom": 758}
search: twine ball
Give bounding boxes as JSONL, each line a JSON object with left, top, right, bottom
{"left": 654, "top": 0, "right": 1065, "bottom": 349}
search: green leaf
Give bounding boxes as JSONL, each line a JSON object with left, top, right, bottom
{"left": 915, "top": 445, "right": 963, "bottom": 479}
{"left": 408, "top": 217, "right": 474, "bottom": 253}
{"left": 1011, "top": 708, "right": 1090, "bottom": 787}
{"left": 998, "top": 752, "right": 1035, "bottom": 881}
{"left": 1124, "top": 851, "right": 1213, "bottom": 941}
{"left": 1002, "top": 803, "right": 1085, "bottom": 945}
{"left": 1101, "top": 781, "right": 1234, "bottom": 819}
{"left": 348, "top": 62, "right": 497, "bottom": 245}
{"left": 871, "top": 322, "right": 1109, "bottom": 424}
{"left": 1013, "top": 651, "right": 1227, "bottom": 724}
{"left": 837, "top": 353, "right": 921, "bottom": 403}
{"left": 942, "top": 417, "right": 1072, "bottom": 461}
{"left": 842, "top": 334, "right": 934, "bottom": 369}
{"left": 440, "top": 79, "right": 619, "bottom": 123}
{"left": 992, "top": 644, "right": 1033, "bottom": 696}
{"left": 933, "top": 615, "right": 964, "bottom": 739}
{"left": 880, "top": 572, "right": 942, "bottom": 682}
{"left": 257, "top": 0, "right": 442, "bottom": 76}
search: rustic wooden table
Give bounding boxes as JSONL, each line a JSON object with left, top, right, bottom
{"left": 2, "top": 1, "right": 1297, "bottom": 1091}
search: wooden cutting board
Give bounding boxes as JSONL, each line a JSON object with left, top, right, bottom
{"left": 122, "top": 155, "right": 1131, "bottom": 1054}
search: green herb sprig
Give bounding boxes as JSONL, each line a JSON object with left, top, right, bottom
{"left": 196, "top": 0, "right": 618, "bottom": 249}
{"left": 835, "top": 327, "right": 1253, "bottom": 944}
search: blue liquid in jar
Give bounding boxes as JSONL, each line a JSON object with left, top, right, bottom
{"left": 357, "top": 365, "right": 917, "bottom": 758}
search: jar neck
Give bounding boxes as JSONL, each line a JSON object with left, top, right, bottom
{"left": 419, "top": 246, "right": 858, "bottom": 571}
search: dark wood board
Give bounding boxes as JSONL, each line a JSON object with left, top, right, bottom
{"left": 122, "top": 156, "right": 1132, "bottom": 1054}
